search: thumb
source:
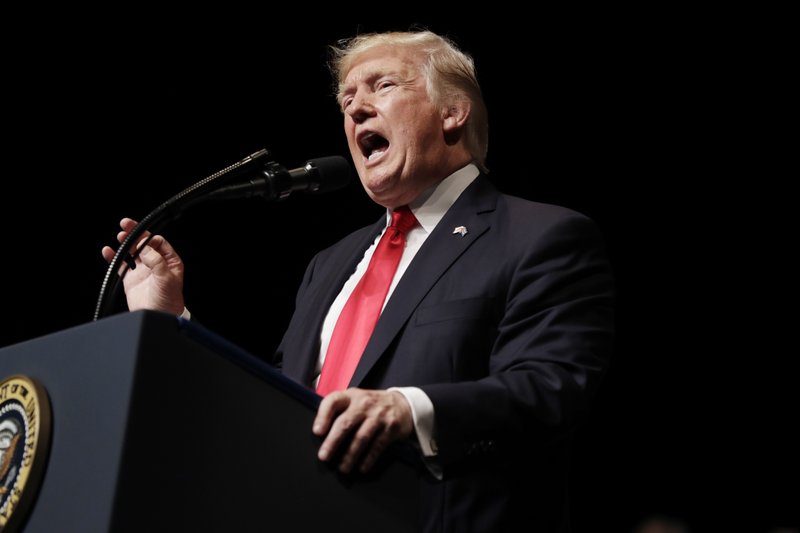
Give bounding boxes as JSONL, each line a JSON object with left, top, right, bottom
{"left": 137, "top": 241, "right": 170, "bottom": 274}
{"left": 147, "top": 234, "right": 183, "bottom": 268}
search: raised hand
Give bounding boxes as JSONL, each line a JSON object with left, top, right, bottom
{"left": 101, "top": 217, "right": 186, "bottom": 315}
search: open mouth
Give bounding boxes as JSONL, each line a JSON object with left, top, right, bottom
{"left": 358, "top": 131, "right": 390, "bottom": 163}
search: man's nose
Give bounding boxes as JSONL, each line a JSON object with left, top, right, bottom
{"left": 345, "top": 92, "right": 376, "bottom": 123}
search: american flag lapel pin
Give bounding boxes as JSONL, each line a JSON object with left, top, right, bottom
{"left": 452, "top": 226, "right": 468, "bottom": 237}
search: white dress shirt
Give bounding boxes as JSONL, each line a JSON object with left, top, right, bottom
{"left": 315, "top": 163, "right": 480, "bottom": 459}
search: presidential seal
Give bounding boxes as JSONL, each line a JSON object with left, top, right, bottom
{"left": 0, "top": 375, "right": 51, "bottom": 532}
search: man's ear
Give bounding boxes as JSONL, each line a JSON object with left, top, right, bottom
{"left": 442, "top": 100, "right": 471, "bottom": 134}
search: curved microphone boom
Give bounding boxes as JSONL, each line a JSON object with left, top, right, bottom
{"left": 94, "top": 151, "right": 353, "bottom": 321}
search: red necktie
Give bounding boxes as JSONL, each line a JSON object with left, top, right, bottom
{"left": 316, "top": 206, "right": 417, "bottom": 396}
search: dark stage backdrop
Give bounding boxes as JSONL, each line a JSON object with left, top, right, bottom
{"left": 2, "top": 20, "right": 795, "bottom": 532}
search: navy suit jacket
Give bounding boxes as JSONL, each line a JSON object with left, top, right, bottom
{"left": 275, "top": 175, "right": 615, "bottom": 532}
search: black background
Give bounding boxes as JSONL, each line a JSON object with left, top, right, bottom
{"left": 1, "top": 19, "right": 795, "bottom": 532}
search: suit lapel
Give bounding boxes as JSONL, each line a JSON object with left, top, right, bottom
{"left": 350, "top": 176, "right": 498, "bottom": 387}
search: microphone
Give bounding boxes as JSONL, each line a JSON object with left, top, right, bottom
{"left": 94, "top": 150, "right": 351, "bottom": 321}
{"left": 206, "top": 155, "right": 353, "bottom": 202}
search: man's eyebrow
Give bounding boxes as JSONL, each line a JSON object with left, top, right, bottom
{"left": 339, "top": 66, "right": 414, "bottom": 103}
{"left": 343, "top": 67, "right": 403, "bottom": 88}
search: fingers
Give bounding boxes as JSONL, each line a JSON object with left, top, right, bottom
{"left": 103, "top": 218, "right": 172, "bottom": 271}
{"left": 357, "top": 421, "right": 392, "bottom": 473}
{"left": 147, "top": 234, "right": 183, "bottom": 268}
{"left": 120, "top": 217, "right": 139, "bottom": 231}
{"left": 318, "top": 405, "right": 370, "bottom": 473}
{"left": 115, "top": 218, "right": 146, "bottom": 244}
{"left": 314, "top": 389, "right": 413, "bottom": 474}
{"left": 101, "top": 245, "right": 116, "bottom": 263}
{"left": 120, "top": 218, "right": 154, "bottom": 255}
{"left": 137, "top": 239, "right": 166, "bottom": 272}
{"left": 338, "top": 416, "right": 382, "bottom": 474}
{"left": 314, "top": 391, "right": 350, "bottom": 459}
{"left": 102, "top": 218, "right": 146, "bottom": 264}
{"left": 136, "top": 234, "right": 182, "bottom": 276}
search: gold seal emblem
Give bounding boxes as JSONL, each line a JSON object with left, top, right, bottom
{"left": 0, "top": 375, "right": 51, "bottom": 532}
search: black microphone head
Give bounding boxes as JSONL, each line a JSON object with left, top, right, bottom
{"left": 305, "top": 156, "right": 353, "bottom": 193}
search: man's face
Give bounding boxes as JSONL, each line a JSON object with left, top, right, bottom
{"left": 341, "top": 46, "right": 447, "bottom": 208}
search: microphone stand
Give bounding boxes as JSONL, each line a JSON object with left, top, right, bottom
{"left": 93, "top": 148, "right": 277, "bottom": 321}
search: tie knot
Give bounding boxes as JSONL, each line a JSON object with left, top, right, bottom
{"left": 390, "top": 206, "right": 417, "bottom": 235}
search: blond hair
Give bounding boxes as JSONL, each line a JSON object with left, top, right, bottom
{"left": 330, "top": 30, "right": 489, "bottom": 173}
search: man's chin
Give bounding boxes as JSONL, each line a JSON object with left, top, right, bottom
{"left": 362, "top": 169, "right": 394, "bottom": 194}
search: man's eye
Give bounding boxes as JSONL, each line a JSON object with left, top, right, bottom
{"left": 378, "top": 81, "right": 394, "bottom": 90}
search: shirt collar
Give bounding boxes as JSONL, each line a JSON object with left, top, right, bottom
{"left": 385, "top": 163, "right": 480, "bottom": 233}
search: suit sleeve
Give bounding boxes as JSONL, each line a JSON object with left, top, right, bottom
{"left": 421, "top": 212, "right": 615, "bottom": 470}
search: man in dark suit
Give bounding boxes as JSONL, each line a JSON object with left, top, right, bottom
{"left": 104, "top": 30, "right": 614, "bottom": 533}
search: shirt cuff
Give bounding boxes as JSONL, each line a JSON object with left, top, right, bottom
{"left": 390, "top": 386, "right": 438, "bottom": 456}
{"left": 180, "top": 307, "right": 191, "bottom": 320}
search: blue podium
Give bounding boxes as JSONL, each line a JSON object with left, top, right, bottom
{"left": 0, "top": 310, "right": 421, "bottom": 532}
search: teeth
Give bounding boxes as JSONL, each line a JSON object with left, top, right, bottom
{"left": 368, "top": 149, "right": 385, "bottom": 161}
